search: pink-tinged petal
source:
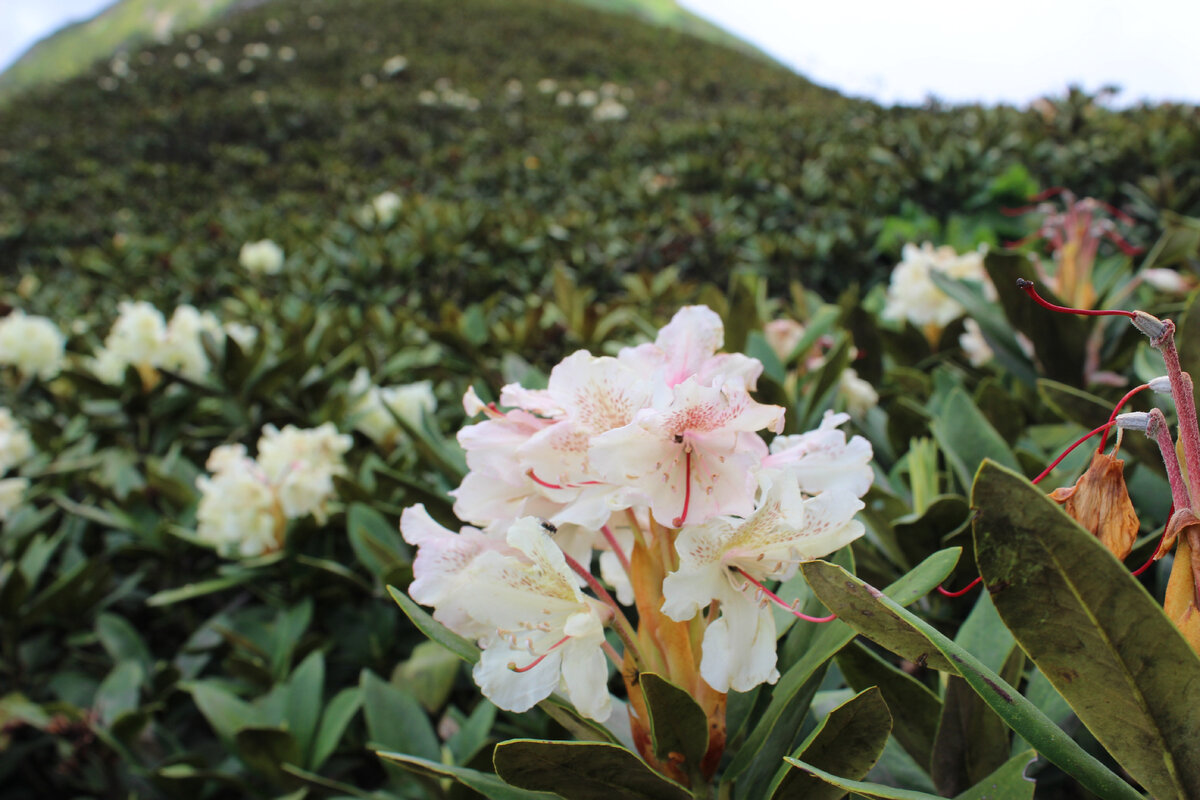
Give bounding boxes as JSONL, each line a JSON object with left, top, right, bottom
{"left": 765, "top": 411, "right": 874, "bottom": 498}
{"left": 499, "top": 382, "right": 563, "bottom": 417}
{"left": 473, "top": 642, "right": 562, "bottom": 713}
{"left": 653, "top": 305, "right": 726, "bottom": 386}
{"left": 548, "top": 351, "right": 652, "bottom": 431}
{"left": 694, "top": 353, "right": 764, "bottom": 392}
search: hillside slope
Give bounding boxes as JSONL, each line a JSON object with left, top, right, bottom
{"left": 0, "top": 0, "right": 1197, "bottom": 322}
{"left": 0, "top": 0, "right": 772, "bottom": 103}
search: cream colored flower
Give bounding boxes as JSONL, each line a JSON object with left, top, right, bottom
{"left": 959, "top": 318, "right": 994, "bottom": 367}
{"left": 196, "top": 445, "right": 283, "bottom": 557}
{"left": 0, "top": 311, "right": 66, "bottom": 379}
{"left": 239, "top": 239, "right": 285, "bottom": 275}
{"left": 0, "top": 477, "right": 28, "bottom": 521}
{"left": 0, "top": 408, "right": 33, "bottom": 474}
{"left": 256, "top": 423, "right": 352, "bottom": 523}
{"left": 882, "top": 243, "right": 993, "bottom": 334}
{"left": 347, "top": 368, "right": 435, "bottom": 447}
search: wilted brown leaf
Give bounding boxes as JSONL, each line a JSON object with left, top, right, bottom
{"left": 1048, "top": 450, "right": 1139, "bottom": 560}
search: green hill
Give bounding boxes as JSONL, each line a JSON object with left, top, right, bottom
{"left": 0, "top": 0, "right": 773, "bottom": 103}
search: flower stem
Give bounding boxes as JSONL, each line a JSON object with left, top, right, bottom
{"left": 1149, "top": 321, "right": 1200, "bottom": 508}
{"left": 1098, "top": 384, "right": 1149, "bottom": 453}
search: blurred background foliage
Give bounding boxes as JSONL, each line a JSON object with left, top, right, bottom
{"left": 2, "top": 0, "right": 1200, "bottom": 797}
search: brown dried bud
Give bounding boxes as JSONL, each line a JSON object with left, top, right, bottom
{"left": 1048, "top": 450, "right": 1140, "bottom": 560}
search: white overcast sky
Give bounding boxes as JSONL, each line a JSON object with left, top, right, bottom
{"left": 2, "top": 0, "right": 1199, "bottom": 106}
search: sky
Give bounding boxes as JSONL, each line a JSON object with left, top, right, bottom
{"left": 3, "top": 0, "right": 1199, "bottom": 107}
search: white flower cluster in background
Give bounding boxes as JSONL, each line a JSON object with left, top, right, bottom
{"left": 196, "top": 423, "right": 352, "bottom": 557}
{"left": 356, "top": 190, "right": 403, "bottom": 228}
{"left": 537, "top": 79, "right": 631, "bottom": 121}
{"left": 417, "top": 79, "right": 480, "bottom": 111}
{"left": 91, "top": 301, "right": 257, "bottom": 384}
{"left": 239, "top": 239, "right": 285, "bottom": 275}
{"left": 0, "top": 408, "right": 32, "bottom": 521}
{"left": 0, "top": 311, "right": 66, "bottom": 380}
{"left": 882, "top": 242, "right": 994, "bottom": 332}
{"left": 347, "top": 368, "right": 436, "bottom": 447}
{"left": 401, "top": 306, "right": 874, "bottom": 720}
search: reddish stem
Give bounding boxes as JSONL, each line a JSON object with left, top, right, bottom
{"left": 1131, "top": 506, "right": 1172, "bottom": 577}
{"left": 600, "top": 525, "right": 632, "bottom": 574}
{"left": 732, "top": 566, "right": 837, "bottom": 623}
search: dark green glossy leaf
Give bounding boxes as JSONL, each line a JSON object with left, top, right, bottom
{"left": 768, "top": 687, "right": 892, "bottom": 800}
{"left": 785, "top": 749, "right": 1037, "bottom": 800}
{"left": 286, "top": 650, "right": 323, "bottom": 765}
{"left": 801, "top": 559, "right": 1141, "bottom": 800}
{"left": 640, "top": 672, "right": 708, "bottom": 768}
{"left": 378, "top": 750, "right": 556, "bottom": 799}
{"left": 930, "top": 386, "right": 1020, "bottom": 491}
{"left": 347, "top": 502, "right": 410, "bottom": 579}
{"left": 360, "top": 669, "right": 439, "bottom": 762}
{"left": 493, "top": 739, "right": 691, "bottom": 800}
{"left": 187, "top": 681, "right": 262, "bottom": 750}
{"left": 388, "top": 584, "right": 480, "bottom": 664}
{"left": 311, "top": 687, "right": 361, "bottom": 771}
{"left": 972, "top": 459, "right": 1200, "bottom": 799}
{"left": 837, "top": 642, "right": 941, "bottom": 769}
{"left": 235, "top": 726, "right": 301, "bottom": 783}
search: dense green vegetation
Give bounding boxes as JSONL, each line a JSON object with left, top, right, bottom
{"left": 3, "top": 0, "right": 1200, "bottom": 797}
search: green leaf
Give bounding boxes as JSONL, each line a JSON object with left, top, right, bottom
{"left": 492, "top": 739, "right": 691, "bottom": 800}
{"left": 235, "top": 726, "right": 302, "bottom": 784}
{"left": 377, "top": 750, "right": 556, "bottom": 799}
{"left": 836, "top": 642, "right": 942, "bottom": 769}
{"left": 639, "top": 673, "right": 708, "bottom": 769}
{"left": 393, "top": 640, "right": 460, "bottom": 713}
{"left": 96, "top": 613, "right": 154, "bottom": 675}
{"left": 387, "top": 584, "right": 480, "bottom": 663}
{"left": 94, "top": 661, "right": 144, "bottom": 727}
{"left": 928, "top": 271, "right": 1037, "bottom": 385}
{"left": 800, "top": 559, "right": 1142, "bottom": 800}
{"left": 726, "top": 548, "right": 958, "bottom": 788}
{"left": 359, "top": 670, "right": 439, "bottom": 762}
{"left": 930, "top": 386, "right": 1020, "bottom": 491}
{"left": 784, "top": 749, "right": 1037, "bottom": 800}
{"left": 188, "top": 682, "right": 263, "bottom": 750}
{"left": 310, "top": 687, "right": 361, "bottom": 771}
{"left": 446, "top": 700, "right": 497, "bottom": 764}
{"left": 286, "top": 650, "right": 324, "bottom": 766}
{"left": 768, "top": 687, "right": 892, "bottom": 800}
{"left": 972, "top": 459, "right": 1200, "bottom": 799}
{"left": 347, "top": 502, "right": 410, "bottom": 579}
{"left": 269, "top": 600, "right": 312, "bottom": 678}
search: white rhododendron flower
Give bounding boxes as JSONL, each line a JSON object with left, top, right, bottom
{"left": 0, "top": 408, "right": 34, "bottom": 474}
{"left": 837, "top": 368, "right": 879, "bottom": 417}
{"left": 94, "top": 301, "right": 230, "bottom": 383}
{"left": 662, "top": 477, "right": 864, "bottom": 691}
{"left": 403, "top": 305, "right": 876, "bottom": 739}
{"left": 959, "top": 318, "right": 994, "bottom": 367}
{"left": 358, "top": 191, "right": 402, "bottom": 227}
{"left": 256, "top": 423, "right": 352, "bottom": 523}
{"left": 196, "top": 445, "right": 282, "bottom": 557}
{"left": 0, "top": 477, "right": 28, "bottom": 521}
{"left": 196, "top": 424, "right": 351, "bottom": 556}
{"left": 764, "top": 318, "right": 805, "bottom": 363}
{"left": 592, "top": 98, "right": 628, "bottom": 122}
{"left": 161, "top": 305, "right": 223, "bottom": 380}
{"left": 0, "top": 311, "right": 66, "bottom": 379}
{"left": 347, "top": 368, "right": 436, "bottom": 446}
{"left": 239, "top": 239, "right": 285, "bottom": 275}
{"left": 882, "top": 242, "right": 994, "bottom": 332}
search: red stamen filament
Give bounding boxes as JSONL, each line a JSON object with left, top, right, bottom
{"left": 1017, "top": 278, "right": 1136, "bottom": 319}
{"left": 732, "top": 566, "right": 837, "bottom": 623}
{"left": 1098, "top": 384, "right": 1150, "bottom": 453}
{"left": 600, "top": 525, "right": 631, "bottom": 574}
{"left": 1131, "top": 516, "right": 1172, "bottom": 577}
{"left": 508, "top": 635, "right": 570, "bottom": 673}
{"left": 939, "top": 419, "right": 1116, "bottom": 598}
{"left": 1031, "top": 421, "right": 1116, "bottom": 486}
{"left": 672, "top": 449, "right": 693, "bottom": 527}
{"left": 527, "top": 469, "right": 605, "bottom": 491}
{"left": 937, "top": 576, "right": 982, "bottom": 597}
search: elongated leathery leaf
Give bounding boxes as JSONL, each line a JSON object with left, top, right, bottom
{"left": 785, "top": 749, "right": 1037, "bottom": 800}
{"left": 640, "top": 673, "right": 708, "bottom": 768}
{"left": 768, "top": 687, "right": 892, "bottom": 800}
{"left": 972, "top": 459, "right": 1200, "bottom": 800}
{"left": 377, "top": 751, "right": 557, "bottom": 800}
{"left": 493, "top": 739, "right": 691, "bottom": 800}
{"left": 387, "top": 585, "right": 479, "bottom": 663}
{"left": 724, "top": 547, "right": 959, "bottom": 787}
{"left": 801, "top": 560, "right": 1142, "bottom": 800}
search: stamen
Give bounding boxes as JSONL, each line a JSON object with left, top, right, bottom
{"left": 671, "top": 449, "right": 693, "bottom": 527}
{"left": 1131, "top": 521, "right": 1171, "bottom": 577}
{"left": 731, "top": 566, "right": 837, "bottom": 623}
{"left": 1017, "top": 278, "right": 1136, "bottom": 319}
{"left": 1031, "top": 421, "right": 1116, "bottom": 485}
{"left": 1098, "top": 384, "right": 1150, "bottom": 453}
{"left": 936, "top": 577, "right": 982, "bottom": 598}
{"left": 600, "top": 525, "right": 631, "bottom": 574}
{"left": 508, "top": 635, "right": 571, "bottom": 672}
{"left": 527, "top": 469, "right": 565, "bottom": 490}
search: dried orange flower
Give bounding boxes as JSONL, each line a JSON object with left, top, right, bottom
{"left": 1048, "top": 450, "right": 1139, "bottom": 560}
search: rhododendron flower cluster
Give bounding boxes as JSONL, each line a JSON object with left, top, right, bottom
{"left": 0, "top": 311, "right": 66, "bottom": 380}
{"left": 882, "top": 242, "right": 994, "bottom": 338}
{"left": 400, "top": 306, "right": 873, "bottom": 776}
{"left": 0, "top": 408, "right": 32, "bottom": 521}
{"left": 196, "top": 422, "right": 352, "bottom": 556}
{"left": 346, "top": 368, "right": 436, "bottom": 448}
{"left": 238, "top": 239, "right": 285, "bottom": 275}
{"left": 92, "top": 301, "right": 252, "bottom": 385}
